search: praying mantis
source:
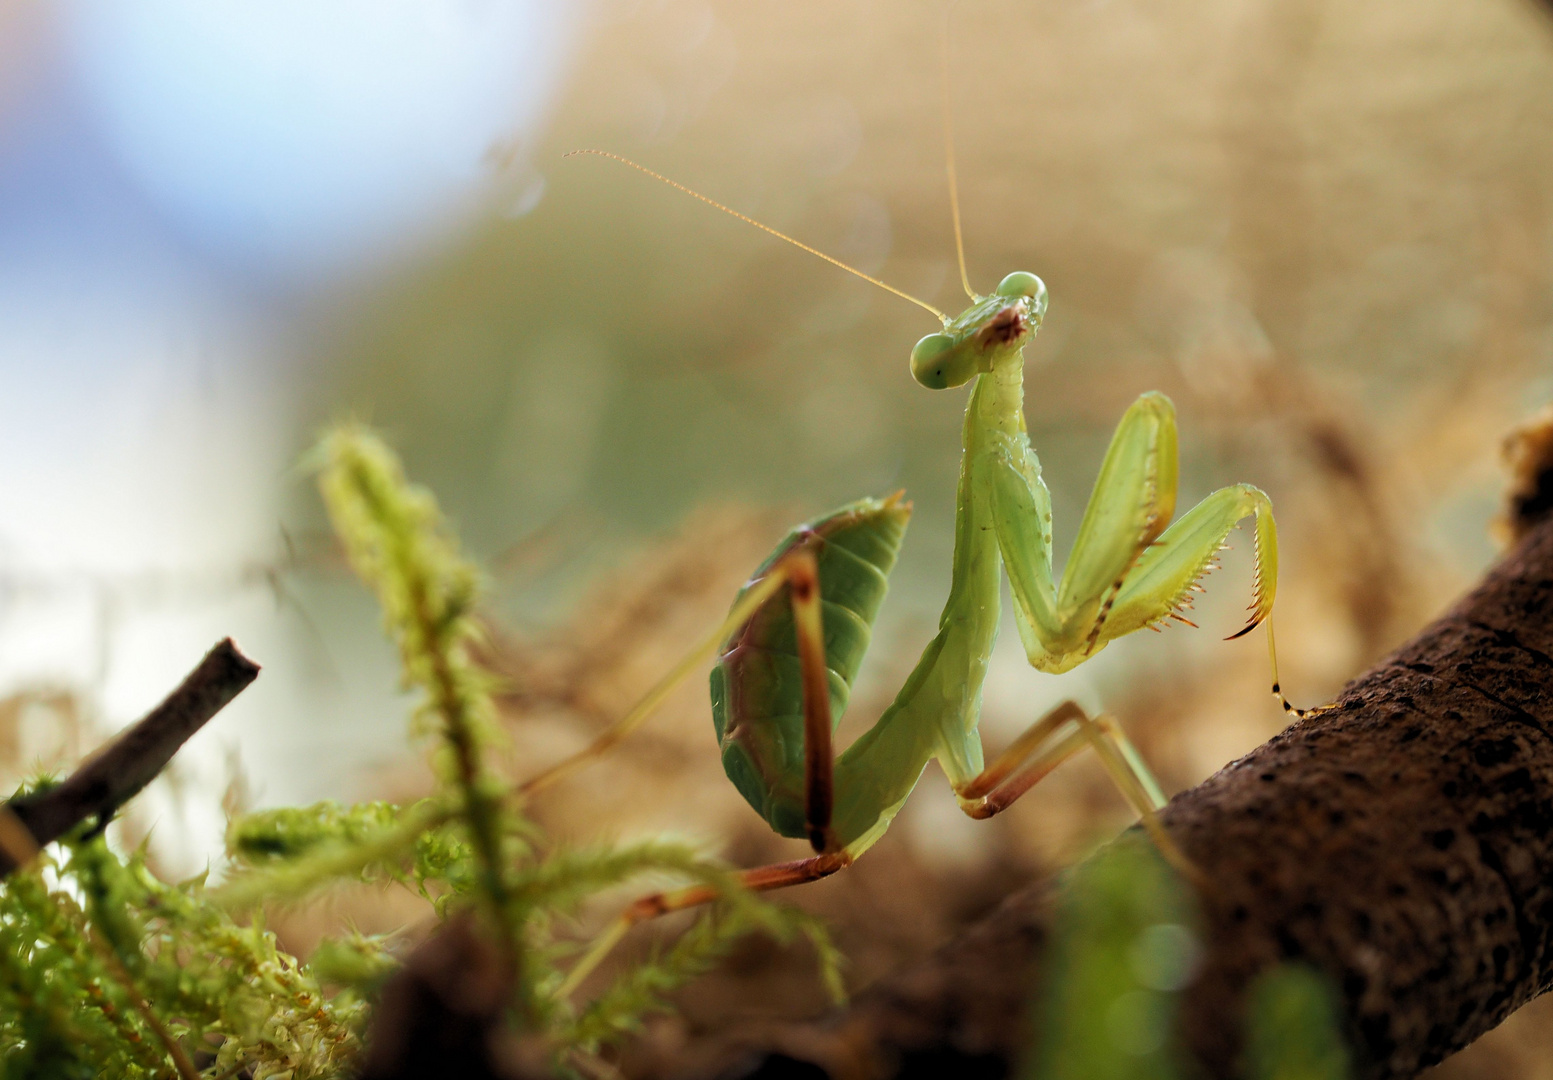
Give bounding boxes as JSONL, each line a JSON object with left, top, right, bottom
{"left": 525, "top": 133, "right": 1324, "bottom": 995}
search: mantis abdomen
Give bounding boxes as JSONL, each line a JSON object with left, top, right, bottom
{"left": 710, "top": 495, "right": 911, "bottom": 838}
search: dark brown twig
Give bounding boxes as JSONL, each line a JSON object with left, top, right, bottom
{"left": 0, "top": 637, "right": 260, "bottom": 877}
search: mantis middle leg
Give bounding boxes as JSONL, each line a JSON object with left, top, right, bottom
{"left": 952, "top": 697, "right": 1199, "bottom": 881}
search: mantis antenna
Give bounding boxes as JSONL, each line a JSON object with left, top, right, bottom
{"left": 564, "top": 149, "right": 948, "bottom": 324}
{"left": 941, "top": 6, "right": 978, "bottom": 302}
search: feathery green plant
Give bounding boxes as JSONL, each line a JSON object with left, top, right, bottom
{"left": 313, "top": 428, "right": 518, "bottom": 954}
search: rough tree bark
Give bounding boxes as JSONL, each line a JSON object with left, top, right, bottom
{"left": 672, "top": 420, "right": 1553, "bottom": 1080}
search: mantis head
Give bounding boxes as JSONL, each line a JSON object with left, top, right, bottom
{"left": 909, "top": 272, "right": 1048, "bottom": 390}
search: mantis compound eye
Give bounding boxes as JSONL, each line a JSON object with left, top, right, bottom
{"left": 910, "top": 332, "right": 963, "bottom": 390}
{"left": 995, "top": 271, "right": 1048, "bottom": 315}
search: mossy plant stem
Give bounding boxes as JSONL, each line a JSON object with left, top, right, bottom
{"left": 86, "top": 927, "right": 200, "bottom": 1080}
{"left": 408, "top": 573, "right": 516, "bottom": 963}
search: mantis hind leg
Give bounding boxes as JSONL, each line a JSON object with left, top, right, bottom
{"left": 555, "top": 850, "right": 852, "bottom": 998}
{"left": 556, "top": 548, "right": 847, "bottom": 996}
{"left": 785, "top": 548, "right": 841, "bottom": 852}
{"left": 951, "top": 700, "right": 1200, "bottom": 886}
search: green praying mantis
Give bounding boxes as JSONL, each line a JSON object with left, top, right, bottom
{"left": 523, "top": 136, "right": 1325, "bottom": 994}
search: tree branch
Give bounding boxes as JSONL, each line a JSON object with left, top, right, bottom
{"left": 687, "top": 445, "right": 1553, "bottom": 1079}
{"left": 0, "top": 638, "right": 260, "bottom": 876}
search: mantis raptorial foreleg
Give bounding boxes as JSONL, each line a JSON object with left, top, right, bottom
{"left": 990, "top": 391, "right": 1307, "bottom": 716}
{"left": 1055, "top": 393, "right": 1179, "bottom": 647}
{"left": 989, "top": 391, "right": 1181, "bottom": 673}
{"left": 1107, "top": 483, "right": 1276, "bottom": 640}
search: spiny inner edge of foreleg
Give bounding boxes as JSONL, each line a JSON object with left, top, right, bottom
{"left": 1083, "top": 500, "right": 1161, "bottom": 656}
{"left": 1226, "top": 523, "right": 1269, "bottom": 641}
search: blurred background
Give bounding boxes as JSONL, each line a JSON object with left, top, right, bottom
{"left": 0, "top": 0, "right": 1551, "bottom": 1074}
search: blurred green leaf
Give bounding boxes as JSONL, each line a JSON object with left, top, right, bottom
{"left": 1246, "top": 964, "right": 1352, "bottom": 1080}
{"left": 1026, "top": 837, "right": 1201, "bottom": 1080}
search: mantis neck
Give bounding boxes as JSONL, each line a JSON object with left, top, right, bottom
{"left": 974, "top": 349, "right": 1029, "bottom": 440}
